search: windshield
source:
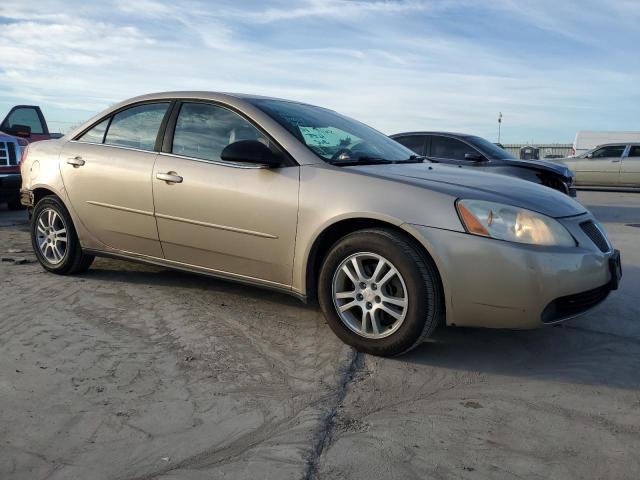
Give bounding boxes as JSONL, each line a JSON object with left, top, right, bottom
{"left": 465, "top": 135, "right": 515, "bottom": 159}
{"left": 250, "top": 99, "right": 418, "bottom": 164}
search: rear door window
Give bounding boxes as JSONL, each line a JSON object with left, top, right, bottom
{"left": 628, "top": 146, "right": 640, "bottom": 157}
{"left": 394, "top": 135, "right": 426, "bottom": 155}
{"left": 104, "top": 103, "right": 169, "bottom": 151}
{"left": 430, "top": 136, "right": 477, "bottom": 160}
{"left": 77, "top": 118, "right": 110, "bottom": 144}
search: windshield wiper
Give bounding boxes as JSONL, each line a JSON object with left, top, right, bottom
{"left": 329, "top": 156, "right": 393, "bottom": 166}
{"left": 330, "top": 155, "right": 429, "bottom": 166}
{"left": 394, "top": 155, "right": 427, "bottom": 163}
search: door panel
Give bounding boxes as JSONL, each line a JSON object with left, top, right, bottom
{"left": 153, "top": 156, "right": 299, "bottom": 286}
{"left": 59, "top": 141, "right": 162, "bottom": 256}
{"left": 565, "top": 145, "right": 624, "bottom": 186}
{"left": 620, "top": 146, "right": 640, "bottom": 186}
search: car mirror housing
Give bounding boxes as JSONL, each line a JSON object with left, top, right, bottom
{"left": 464, "top": 153, "right": 484, "bottom": 161}
{"left": 4, "top": 124, "right": 32, "bottom": 138}
{"left": 220, "top": 140, "right": 282, "bottom": 167}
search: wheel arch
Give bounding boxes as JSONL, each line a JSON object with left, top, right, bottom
{"left": 303, "top": 217, "right": 446, "bottom": 312}
{"left": 30, "top": 184, "right": 97, "bottom": 250}
{"left": 32, "top": 186, "right": 61, "bottom": 205}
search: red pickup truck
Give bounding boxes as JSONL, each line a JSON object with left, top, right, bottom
{"left": 0, "top": 105, "right": 60, "bottom": 209}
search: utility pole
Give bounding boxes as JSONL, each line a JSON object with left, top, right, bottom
{"left": 498, "top": 112, "right": 502, "bottom": 143}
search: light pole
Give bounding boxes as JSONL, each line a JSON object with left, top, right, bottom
{"left": 498, "top": 112, "right": 502, "bottom": 144}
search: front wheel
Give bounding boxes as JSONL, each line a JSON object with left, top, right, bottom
{"left": 318, "top": 228, "right": 443, "bottom": 356}
{"left": 31, "top": 196, "right": 94, "bottom": 275}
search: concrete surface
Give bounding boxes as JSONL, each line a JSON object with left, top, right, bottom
{"left": 0, "top": 191, "right": 638, "bottom": 480}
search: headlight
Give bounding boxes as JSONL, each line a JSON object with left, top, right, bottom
{"left": 456, "top": 199, "right": 575, "bottom": 247}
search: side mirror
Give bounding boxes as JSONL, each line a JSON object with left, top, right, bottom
{"left": 220, "top": 140, "right": 283, "bottom": 167}
{"left": 585, "top": 153, "right": 593, "bottom": 159}
{"left": 464, "top": 152, "right": 484, "bottom": 161}
{"left": 4, "top": 124, "right": 31, "bottom": 138}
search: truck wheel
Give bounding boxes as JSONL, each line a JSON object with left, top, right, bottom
{"left": 31, "top": 196, "right": 94, "bottom": 275}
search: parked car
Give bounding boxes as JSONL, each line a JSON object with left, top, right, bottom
{"left": 391, "top": 132, "right": 576, "bottom": 196}
{"left": 0, "top": 132, "right": 26, "bottom": 209}
{"left": 0, "top": 105, "right": 59, "bottom": 209}
{"left": 20, "top": 92, "right": 620, "bottom": 356}
{"left": 572, "top": 131, "right": 640, "bottom": 157}
{"left": 554, "top": 143, "right": 640, "bottom": 187}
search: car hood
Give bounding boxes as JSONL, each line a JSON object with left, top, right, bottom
{"left": 548, "top": 156, "right": 578, "bottom": 163}
{"left": 348, "top": 163, "right": 586, "bottom": 218}
{"left": 491, "top": 157, "right": 574, "bottom": 178}
{"left": 0, "top": 132, "right": 17, "bottom": 141}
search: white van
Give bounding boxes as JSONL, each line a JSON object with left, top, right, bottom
{"left": 572, "top": 131, "right": 640, "bottom": 156}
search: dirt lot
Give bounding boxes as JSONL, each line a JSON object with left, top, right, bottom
{"left": 1, "top": 191, "right": 639, "bottom": 480}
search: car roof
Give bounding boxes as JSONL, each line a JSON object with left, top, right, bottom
{"left": 65, "top": 91, "right": 330, "bottom": 141}
{"left": 390, "top": 131, "right": 474, "bottom": 139}
{"left": 592, "top": 142, "right": 639, "bottom": 147}
{"left": 121, "top": 91, "right": 317, "bottom": 107}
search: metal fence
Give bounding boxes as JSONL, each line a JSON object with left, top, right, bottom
{"left": 502, "top": 144, "right": 572, "bottom": 159}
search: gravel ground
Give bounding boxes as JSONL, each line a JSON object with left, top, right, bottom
{"left": 1, "top": 190, "right": 638, "bottom": 480}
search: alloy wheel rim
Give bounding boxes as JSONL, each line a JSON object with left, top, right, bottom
{"left": 36, "top": 208, "right": 68, "bottom": 265}
{"left": 332, "top": 252, "right": 408, "bottom": 339}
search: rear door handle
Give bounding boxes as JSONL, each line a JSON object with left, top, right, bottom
{"left": 67, "top": 156, "right": 85, "bottom": 167}
{"left": 156, "top": 172, "right": 183, "bottom": 184}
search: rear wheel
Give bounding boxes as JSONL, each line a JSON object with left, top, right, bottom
{"left": 318, "top": 228, "right": 443, "bottom": 356}
{"left": 31, "top": 196, "right": 94, "bottom": 274}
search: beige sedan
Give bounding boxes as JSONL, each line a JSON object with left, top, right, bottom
{"left": 556, "top": 143, "right": 640, "bottom": 187}
{"left": 19, "top": 92, "right": 620, "bottom": 356}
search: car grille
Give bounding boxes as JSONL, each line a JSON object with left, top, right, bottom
{"left": 0, "top": 141, "right": 18, "bottom": 167}
{"left": 580, "top": 220, "right": 610, "bottom": 253}
{"left": 541, "top": 283, "right": 612, "bottom": 323}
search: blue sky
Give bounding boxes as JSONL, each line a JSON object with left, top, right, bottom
{"left": 0, "top": 0, "right": 638, "bottom": 143}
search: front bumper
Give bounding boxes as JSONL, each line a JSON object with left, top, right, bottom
{"left": 0, "top": 173, "right": 21, "bottom": 201}
{"left": 409, "top": 214, "right": 617, "bottom": 329}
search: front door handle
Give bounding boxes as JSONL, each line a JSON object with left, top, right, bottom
{"left": 156, "top": 172, "right": 183, "bottom": 184}
{"left": 611, "top": 159, "right": 621, "bottom": 163}
{"left": 67, "top": 156, "right": 85, "bottom": 167}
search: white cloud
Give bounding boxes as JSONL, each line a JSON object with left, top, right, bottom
{"left": 114, "top": 0, "right": 176, "bottom": 17}
{"left": 213, "top": 0, "right": 435, "bottom": 23}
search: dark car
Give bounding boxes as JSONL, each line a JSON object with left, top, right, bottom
{"left": 0, "top": 132, "right": 25, "bottom": 209}
{"left": 391, "top": 132, "right": 576, "bottom": 196}
{"left": 0, "top": 105, "right": 58, "bottom": 209}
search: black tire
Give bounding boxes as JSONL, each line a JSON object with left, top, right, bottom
{"left": 318, "top": 228, "right": 443, "bottom": 357}
{"left": 31, "top": 195, "right": 94, "bottom": 275}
